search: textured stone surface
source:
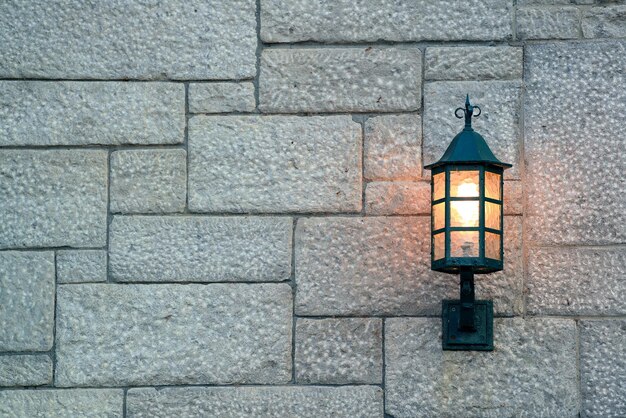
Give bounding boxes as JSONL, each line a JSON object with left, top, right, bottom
{"left": 0, "top": 389, "right": 123, "bottom": 417}
{"left": 57, "top": 250, "right": 107, "bottom": 284}
{"left": 295, "top": 318, "right": 382, "bottom": 384}
{"left": 583, "top": 6, "right": 626, "bottom": 38}
{"left": 504, "top": 181, "right": 523, "bottom": 215}
{"left": 109, "top": 216, "right": 291, "bottom": 282}
{"left": 111, "top": 149, "right": 187, "bottom": 214}
{"left": 188, "top": 116, "right": 362, "bottom": 213}
{"left": 0, "top": 355, "right": 52, "bottom": 387}
{"left": 261, "top": 0, "right": 512, "bottom": 42}
{"left": 364, "top": 114, "right": 421, "bottom": 180}
{"left": 0, "top": 252, "right": 55, "bottom": 351}
{"left": 56, "top": 283, "right": 292, "bottom": 387}
{"left": 386, "top": 318, "right": 579, "bottom": 417}
{"left": 259, "top": 48, "right": 421, "bottom": 113}
{"left": 0, "top": 81, "right": 184, "bottom": 146}
{"left": 525, "top": 41, "right": 626, "bottom": 245}
{"left": 0, "top": 150, "right": 107, "bottom": 248}
{"left": 425, "top": 47, "right": 523, "bottom": 80}
{"left": 518, "top": 0, "right": 592, "bottom": 4}
{"left": 189, "top": 82, "right": 256, "bottom": 113}
{"left": 0, "top": 1, "right": 256, "bottom": 79}
{"left": 127, "top": 386, "right": 383, "bottom": 418}
{"left": 423, "top": 81, "right": 521, "bottom": 179}
{"left": 295, "top": 216, "right": 522, "bottom": 316}
{"left": 516, "top": 7, "right": 580, "bottom": 40}
{"left": 527, "top": 247, "right": 626, "bottom": 315}
{"left": 365, "top": 181, "right": 430, "bottom": 215}
{"left": 580, "top": 320, "right": 626, "bottom": 418}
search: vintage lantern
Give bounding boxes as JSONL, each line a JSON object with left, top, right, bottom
{"left": 424, "top": 95, "right": 511, "bottom": 351}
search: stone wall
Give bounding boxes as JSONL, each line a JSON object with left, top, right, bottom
{"left": 0, "top": 1, "right": 624, "bottom": 417}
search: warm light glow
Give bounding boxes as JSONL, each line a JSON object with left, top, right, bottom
{"left": 451, "top": 201, "right": 479, "bottom": 227}
{"left": 457, "top": 182, "right": 478, "bottom": 197}
{"left": 449, "top": 171, "right": 480, "bottom": 256}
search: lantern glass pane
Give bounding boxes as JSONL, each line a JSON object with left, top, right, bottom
{"left": 450, "top": 170, "right": 479, "bottom": 197}
{"left": 485, "top": 201, "right": 501, "bottom": 230}
{"left": 485, "top": 232, "right": 501, "bottom": 260}
{"left": 433, "top": 203, "right": 445, "bottom": 230}
{"left": 434, "top": 233, "right": 445, "bottom": 260}
{"left": 450, "top": 231, "right": 479, "bottom": 257}
{"left": 433, "top": 172, "right": 445, "bottom": 201}
{"left": 485, "top": 171, "right": 501, "bottom": 201}
{"left": 451, "top": 201, "right": 479, "bottom": 227}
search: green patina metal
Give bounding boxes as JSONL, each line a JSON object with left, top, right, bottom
{"left": 425, "top": 95, "right": 511, "bottom": 351}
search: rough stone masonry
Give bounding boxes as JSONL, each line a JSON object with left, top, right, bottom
{"left": 0, "top": 1, "right": 624, "bottom": 417}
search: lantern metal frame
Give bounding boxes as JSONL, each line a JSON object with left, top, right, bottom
{"left": 425, "top": 95, "right": 511, "bottom": 351}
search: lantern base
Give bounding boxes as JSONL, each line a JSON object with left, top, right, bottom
{"left": 442, "top": 300, "right": 493, "bottom": 351}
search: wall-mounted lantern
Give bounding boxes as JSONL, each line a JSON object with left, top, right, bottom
{"left": 424, "top": 95, "right": 511, "bottom": 351}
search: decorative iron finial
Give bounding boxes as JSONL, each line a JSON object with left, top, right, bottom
{"left": 455, "top": 94, "right": 481, "bottom": 129}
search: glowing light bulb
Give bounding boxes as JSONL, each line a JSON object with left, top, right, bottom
{"left": 457, "top": 182, "right": 478, "bottom": 197}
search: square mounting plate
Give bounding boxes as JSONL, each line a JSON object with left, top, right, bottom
{"left": 442, "top": 300, "right": 493, "bottom": 351}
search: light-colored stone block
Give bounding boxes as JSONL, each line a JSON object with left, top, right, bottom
{"left": 516, "top": 7, "right": 580, "bottom": 40}
{"left": 259, "top": 48, "right": 421, "bottom": 113}
{"left": 365, "top": 181, "right": 430, "bottom": 215}
{"left": 109, "top": 216, "right": 291, "bottom": 282}
{"left": 0, "top": 389, "right": 123, "bottom": 417}
{"left": 0, "top": 252, "right": 55, "bottom": 351}
{"left": 583, "top": 6, "right": 626, "bottom": 38}
{"left": 423, "top": 81, "right": 521, "bottom": 179}
{"left": 504, "top": 180, "right": 523, "bottom": 215}
{"left": 0, "top": 355, "right": 52, "bottom": 387}
{"left": 296, "top": 318, "right": 382, "bottom": 384}
{"left": 56, "top": 283, "right": 292, "bottom": 387}
{"left": 110, "top": 149, "right": 187, "bottom": 214}
{"left": 0, "top": 150, "right": 108, "bottom": 249}
{"left": 527, "top": 247, "right": 626, "bottom": 315}
{"left": 519, "top": 0, "right": 592, "bottom": 4}
{"left": 385, "top": 318, "right": 579, "bottom": 417}
{"left": 261, "top": 0, "right": 512, "bottom": 42}
{"left": 189, "top": 82, "right": 256, "bottom": 113}
{"left": 580, "top": 320, "right": 626, "bottom": 418}
{"left": 0, "top": 81, "right": 184, "bottom": 146}
{"left": 364, "top": 114, "right": 421, "bottom": 180}
{"left": 525, "top": 41, "right": 626, "bottom": 245}
{"left": 0, "top": 1, "right": 256, "bottom": 79}
{"left": 57, "top": 250, "right": 107, "bottom": 283}
{"left": 188, "top": 116, "right": 362, "bottom": 213}
{"left": 127, "top": 386, "right": 383, "bottom": 418}
{"left": 425, "top": 47, "right": 523, "bottom": 80}
{"left": 295, "top": 216, "right": 522, "bottom": 316}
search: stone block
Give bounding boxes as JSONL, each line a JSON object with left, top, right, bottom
{"left": 425, "top": 47, "right": 523, "bottom": 80}
{"left": 364, "top": 114, "right": 421, "bottom": 181}
{"left": 385, "top": 318, "right": 579, "bottom": 417}
{"left": 295, "top": 216, "right": 522, "bottom": 316}
{"left": 528, "top": 247, "right": 626, "bottom": 315}
{"left": 0, "top": 251, "right": 55, "bottom": 351}
{"left": 583, "top": 6, "right": 626, "bottom": 38}
{"left": 365, "top": 181, "right": 430, "bottom": 215}
{"left": 295, "top": 318, "right": 382, "bottom": 384}
{"left": 504, "top": 181, "right": 523, "bottom": 215}
{"left": 110, "top": 149, "right": 187, "bottom": 214}
{"left": 188, "top": 116, "right": 362, "bottom": 213}
{"left": 0, "top": 150, "right": 108, "bottom": 248}
{"left": 127, "top": 386, "right": 383, "bottom": 418}
{"left": 55, "top": 283, "right": 292, "bottom": 387}
{"left": 259, "top": 48, "right": 421, "bottom": 113}
{"left": 0, "top": 81, "right": 184, "bottom": 146}
{"left": 0, "top": 389, "right": 123, "bottom": 417}
{"left": 189, "top": 82, "right": 256, "bottom": 113}
{"left": 109, "top": 216, "right": 291, "bottom": 282}
{"left": 261, "top": 0, "right": 512, "bottom": 42}
{"left": 0, "top": 355, "right": 52, "bottom": 387}
{"left": 580, "top": 320, "right": 626, "bottom": 418}
{"left": 423, "top": 81, "right": 522, "bottom": 179}
{"left": 0, "top": 1, "right": 256, "bottom": 79}
{"left": 57, "top": 250, "right": 107, "bottom": 283}
{"left": 525, "top": 41, "right": 626, "bottom": 245}
{"left": 516, "top": 7, "right": 580, "bottom": 40}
